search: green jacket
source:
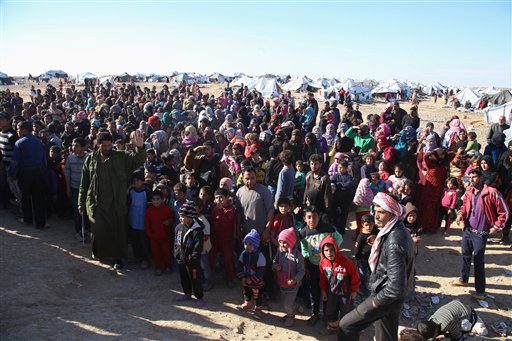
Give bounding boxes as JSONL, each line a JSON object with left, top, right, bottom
{"left": 345, "top": 127, "right": 376, "bottom": 154}
{"left": 79, "top": 148, "right": 147, "bottom": 221}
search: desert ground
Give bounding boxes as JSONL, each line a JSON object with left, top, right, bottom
{"left": 0, "top": 80, "right": 510, "bottom": 341}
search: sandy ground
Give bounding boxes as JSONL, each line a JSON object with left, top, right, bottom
{"left": 0, "top": 81, "right": 510, "bottom": 341}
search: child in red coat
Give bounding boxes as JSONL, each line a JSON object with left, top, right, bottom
{"left": 319, "top": 235, "right": 360, "bottom": 335}
{"left": 145, "top": 190, "right": 175, "bottom": 275}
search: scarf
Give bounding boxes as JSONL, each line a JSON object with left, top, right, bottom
{"left": 368, "top": 192, "right": 405, "bottom": 273}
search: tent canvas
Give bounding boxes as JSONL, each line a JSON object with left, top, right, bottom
{"left": 481, "top": 86, "right": 499, "bottom": 95}
{"left": 282, "top": 76, "right": 313, "bottom": 92}
{"left": 75, "top": 72, "right": 97, "bottom": 85}
{"left": 45, "top": 70, "right": 68, "bottom": 78}
{"left": 232, "top": 76, "right": 281, "bottom": 97}
{"left": 488, "top": 90, "right": 512, "bottom": 106}
{"left": 484, "top": 101, "right": 512, "bottom": 124}
{"left": 454, "top": 88, "right": 481, "bottom": 107}
{"left": 99, "top": 76, "right": 116, "bottom": 85}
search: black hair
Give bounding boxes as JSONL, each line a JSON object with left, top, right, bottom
{"left": 200, "top": 185, "right": 213, "bottom": 197}
{"left": 203, "top": 140, "right": 215, "bottom": 148}
{"left": 18, "top": 121, "right": 33, "bottom": 132}
{"left": 173, "top": 182, "right": 187, "bottom": 193}
{"left": 214, "top": 188, "right": 229, "bottom": 197}
{"left": 303, "top": 205, "right": 320, "bottom": 215}
{"left": 361, "top": 214, "right": 373, "bottom": 224}
{"left": 269, "top": 145, "right": 280, "bottom": 158}
{"left": 277, "top": 197, "right": 291, "bottom": 207}
{"left": 131, "top": 170, "right": 144, "bottom": 182}
{"left": 152, "top": 189, "right": 164, "bottom": 199}
{"left": 417, "top": 320, "right": 439, "bottom": 339}
{"left": 469, "top": 168, "right": 483, "bottom": 177}
{"left": 338, "top": 160, "right": 349, "bottom": 168}
{"left": 72, "top": 137, "right": 86, "bottom": 147}
{"left": 96, "top": 131, "right": 112, "bottom": 144}
{"left": 309, "top": 153, "right": 322, "bottom": 163}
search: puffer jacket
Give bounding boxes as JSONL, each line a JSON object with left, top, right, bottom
{"left": 369, "top": 221, "right": 415, "bottom": 307}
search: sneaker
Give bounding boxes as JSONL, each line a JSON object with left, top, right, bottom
{"left": 236, "top": 300, "right": 255, "bottom": 311}
{"left": 472, "top": 292, "right": 487, "bottom": 300}
{"left": 113, "top": 263, "right": 123, "bottom": 271}
{"left": 284, "top": 316, "right": 295, "bottom": 327}
{"left": 451, "top": 279, "right": 468, "bottom": 287}
{"left": 195, "top": 299, "right": 205, "bottom": 308}
{"left": 175, "top": 294, "right": 192, "bottom": 302}
{"left": 307, "top": 314, "right": 320, "bottom": 326}
{"left": 253, "top": 307, "right": 263, "bottom": 320}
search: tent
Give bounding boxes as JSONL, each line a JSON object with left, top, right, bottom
{"left": 209, "top": 72, "right": 231, "bottom": 83}
{"left": 453, "top": 88, "right": 481, "bottom": 107}
{"left": 75, "top": 72, "right": 97, "bottom": 85}
{"left": 99, "top": 76, "right": 116, "bottom": 86}
{"left": 115, "top": 72, "right": 134, "bottom": 82}
{"left": 232, "top": 76, "right": 281, "bottom": 97}
{"left": 484, "top": 101, "right": 512, "bottom": 124}
{"left": 371, "top": 80, "right": 410, "bottom": 95}
{"left": 347, "top": 86, "right": 372, "bottom": 102}
{"left": 282, "top": 76, "right": 314, "bottom": 92}
{"left": 146, "top": 74, "right": 168, "bottom": 82}
{"left": 0, "top": 72, "right": 13, "bottom": 85}
{"left": 481, "top": 86, "right": 499, "bottom": 95}
{"left": 45, "top": 70, "right": 68, "bottom": 78}
{"left": 422, "top": 82, "right": 446, "bottom": 96}
{"left": 488, "top": 90, "right": 512, "bottom": 106}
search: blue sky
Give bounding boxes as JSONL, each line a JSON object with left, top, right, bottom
{"left": 1, "top": 0, "right": 510, "bottom": 87}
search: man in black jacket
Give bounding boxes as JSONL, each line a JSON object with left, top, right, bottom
{"left": 338, "top": 192, "right": 414, "bottom": 341}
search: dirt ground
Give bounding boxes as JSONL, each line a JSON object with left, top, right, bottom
{"left": 0, "top": 81, "right": 510, "bottom": 340}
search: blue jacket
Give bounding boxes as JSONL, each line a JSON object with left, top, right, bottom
{"left": 8, "top": 133, "right": 46, "bottom": 176}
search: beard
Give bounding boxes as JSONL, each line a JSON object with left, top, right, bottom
{"left": 100, "top": 149, "right": 111, "bottom": 157}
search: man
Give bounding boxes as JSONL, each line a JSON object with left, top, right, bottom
{"left": 79, "top": 130, "right": 146, "bottom": 269}
{"left": 64, "top": 137, "right": 90, "bottom": 241}
{"left": 236, "top": 167, "right": 275, "bottom": 293}
{"left": 417, "top": 299, "right": 488, "bottom": 340}
{"left": 486, "top": 115, "right": 509, "bottom": 144}
{"left": 338, "top": 192, "right": 414, "bottom": 341}
{"left": 184, "top": 140, "right": 230, "bottom": 187}
{"left": 392, "top": 101, "right": 408, "bottom": 132}
{"left": 8, "top": 121, "right": 47, "bottom": 229}
{"left": 0, "top": 111, "right": 18, "bottom": 209}
{"left": 452, "top": 168, "right": 509, "bottom": 299}
{"left": 344, "top": 124, "right": 376, "bottom": 154}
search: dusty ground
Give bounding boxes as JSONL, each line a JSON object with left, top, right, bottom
{"left": 0, "top": 81, "right": 510, "bottom": 341}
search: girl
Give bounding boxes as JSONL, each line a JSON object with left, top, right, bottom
{"left": 440, "top": 177, "right": 459, "bottom": 236}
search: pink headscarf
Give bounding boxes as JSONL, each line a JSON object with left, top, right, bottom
{"left": 368, "top": 192, "right": 405, "bottom": 273}
{"left": 219, "top": 177, "right": 233, "bottom": 191}
{"left": 353, "top": 178, "right": 374, "bottom": 208}
{"left": 376, "top": 123, "right": 391, "bottom": 140}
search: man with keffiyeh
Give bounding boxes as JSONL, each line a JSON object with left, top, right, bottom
{"left": 338, "top": 192, "right": 415, "bottom": 341}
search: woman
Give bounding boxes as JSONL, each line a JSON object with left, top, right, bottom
{"left": 480, "top": 155, "right": 499, "bottom": 188}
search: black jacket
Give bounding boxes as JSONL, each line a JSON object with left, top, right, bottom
{"left": 174, "top": 219, "right": 204, "bottom": 266}
{"left": 370, "top": 221, "right": 415, "bottom": 307}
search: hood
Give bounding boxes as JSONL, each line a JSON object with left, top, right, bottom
{"left": 481, "top": 155, "right": 496, "bottom": 171}
{"left": 305, "top": 188, "right": 325, "bottom": 211}
{"left": 320, "top": 235, "right": 340, "bottom": 261}
{"left": 404, "top": 202, "right": 418, "bottom": 218}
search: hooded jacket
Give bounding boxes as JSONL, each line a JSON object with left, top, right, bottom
{"left": 403, "top": 203, "right": 421, "bottom": 236}
{"left": 299, "top": 221, "right": 342, "bottom": 266}
{"left": 174, "top": 219, "right": 204, "bottom": 265}
{"left": 319, "top": 235, "right": 360, "bottom": 296}
{"left": 273, "top": 229, "right": 305, "bottom": 289}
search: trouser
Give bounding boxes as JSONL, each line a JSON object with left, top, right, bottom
{"left": 262, "top": 242, "right": 277, "bottom": 295}
{"left": 243, "top": 286, "right": 262, "bottom": 307}
{"left": 150, "top": 238, "right": 171, "bottom": 270}
{"left": 334, "top": 199, "right": 351, "bottom": 234}
{"left": 306, "top": 260, "right": 321, "bottom": 315}
{"left": 209, "top": 234, "right": 234, "bottom": 280}
{"left": 129, "top": 228, "right": 151, "bottom": 262}
{"left": 460, "top": 229, "right": 488, "bottom": 294}
{"left": 338, "top": 296, "right": 403, "bottom": 341}
{"left": 200, "top": 253, "right": 212, "bottom": 285}
{"left": 0, "top": 170, "right": 11, "bottom": 208}
{"left": 71, "top": 188, "right": 90, "bottom": 234}
{"left": 178, "top": 262, "right": 203, "bottom": 299}
{"left": 281, "top": 286, "right": 300, "bottom": 315}
{"left": 439, "top": 206, "right": 453, "bottom": 232}
{"left": 18, "top": 168, "right": 46, "bottom": 228}
{"left": 325, "top": 291, "right": 353, "bottom": 324}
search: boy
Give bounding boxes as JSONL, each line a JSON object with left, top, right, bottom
{"left": 271, "top": 197, "right": 295, "bottom": 248}
{"left": 319, "top": 236, "right": 360, "bottom": 335}
{"left": 294, "top": 160, "right": 306, "bottom": 205}
{"left": 210, "top": 188, "right": 239, "bottom": 288}
{"left": 299, "top": 205, "right": 343, "bottom": 325}
{"left": 304, "top": 154, "right": 332, "bottom": 214}
{"left": 174, "top": 201, "right": 205, "bottom": 307}
{"left": 184, "top": 172, "right": 199, "bottom": 200}
{"left": 331, "top": 160, "right": 355, "bottom": 234}
{"left": 353, "top": 214, "right": 377, "bottom": 297}
{"left": 145, "top": 190, "right": 174, "bottom": 275}
{"left": 236, "top": 229, "right": 266, "bottom": 319}
{"left": 128, "top": 171, "right": 152, "bottom": 269}
{"left": 173, "top": 182, "right": 187, "bottom": 219}
{"left": 272, "top": 227, "right": 305, "bottom": 327}
{"left": 191, "top": 197, "right": 213, "bottom": 291}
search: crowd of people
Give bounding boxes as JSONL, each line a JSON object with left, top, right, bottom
{"left": 0, "top": 80, "right": 510, "bottom": 340}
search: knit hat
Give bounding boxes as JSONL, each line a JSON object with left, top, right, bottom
{"left": 334, "top": 152, "right": 345, "bottom": 161}
{"left": 178, "top": 200, "right": 198, "bottom": 218}
{"left": 243, "top": 229, "right": 260, "bottom": 249}
{"left": 278, "top": 227, "right": 296, "bottom": 250}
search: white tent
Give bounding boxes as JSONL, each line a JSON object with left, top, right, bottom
{"left": 232, "top": 76, "right": 281, "bottom": 97}
{"left": 422, "top": 82, "right": 446, "bottom": 96}
{"left": 484, "top": 101, "right": 512, "bottom": 124}
{"left": 481, "top": 86, "right": 499, "bottom": 95}
{"left": 75, "top": 72, "right": 97, "bottom": 85}
{"left": 371, "top": 80, "right": 410, "bottom": 95}
{"left": 282, "top": 76, "right": 314, "bottom": 92}
{"left": 454, "top": 88, "right": 481, "bottom": 107}
{"left": 347, "top": 86, "right": 372, "bottom": 102}
{"left": 99, "top": 76, "right": 116, "bottom": 85}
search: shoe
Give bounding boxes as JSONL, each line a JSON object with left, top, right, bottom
{"left": 284, "top": 316, "right": 295, "bottom": 327}
{"left": 307, "top": 314, "right": 320, "bottom": 326}
{"left": 472, "top": 292, "right": 487, "bottom": 300}
{"left": 154, "top": 269, "right": 163, "bottom": 276}
{"left": 195, "top": 299, "right": 205, "bottom": 308}
{"left": 113, "top": 263, "right": 123, "bottom": 271}
{"left": 236, "top": 300, "right": 255, "bottom": 311}
{"left": 253, "top": 307, "right": 263, "bottom": 320}
{"left": 175, "top": 294, "right": 192, "bottom": 302}
{"left": 140, "top": 261, "right": 149, "bottom": 270}
{"left": 451, "top": 279, "right": 468, "bottom": 287}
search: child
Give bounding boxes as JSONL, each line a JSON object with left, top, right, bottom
{"left": 360, "top": 153, "right": 377, "bottom": 180}
{"left": 328, "top": 152, "right": 345, "bottom": 179}
{"left": 464, "top": 155, "right": 480, "bottom": 176}
{"left": 331, "top": 160, "right": 355, "bottom": 234}
{"left": 236, "top": 229, "right": 266, "bottom": 319}
{"left": 369, "top": 172, "right": 386, "bottom": 195}
{"left": 271, "top": 198, "right": 295, "bottom": 247}
{"left": 294, "top": 160, "right": 306, "bottom": 205}
{"left": 299, "top": 205, "right": 342, "bottom": 325}
{"left": 198, "top": 186, "right": 214, "bottom": 221}
{"left": 440, "top": 177, "right": 458, "bottom": 236}
{"left": 128, "top": 171, "right": 152, "bottom": 269}
{"left": 145, "top": 190, "right": 175, "bottom": 275}
{"left": 377, "top": 159, "right": 391, "bottom": 182}
{"left": 399, "top": 179, "right": 414, "bottom": 206}
{"left": 173, "top": 182, "right": 187, "bottom": 219}
{"left": 319, "top": 236, "right": 360, "bottom": 335}
{"left": 304, "top": 154, "right": 332, "bottom": 213}
{"left": 210, "top": 188, "right": 239, "bottom": 288}
{"left": 404, "top": 203, "right": 422, "bottom": 255}
{"left": 465, "top": 131, "right": 480, "bottom": 156}
{"left": 174, "top": 201, "right": 205, "bottom": 307}
{"left": 272, "top": 227, "right": 305, "bottom": 327}
{"left": 388, "top": 163, "right": 408, "bottom": 194}
{"left": 184, "top": 172, "right": 199, "bottom": 200}
{"left": 191, "top": 198, "right": 213, "bottom": 291}
{"left": 352, "top": 178, "right": 374, "bottom": 238}
{"left": 353, "top": 214, "right": 377, "bottom": 297}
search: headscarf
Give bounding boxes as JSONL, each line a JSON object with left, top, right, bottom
{"left": 353, "top": 178, "right": 374, "bottom": 208}
{"left": 368, "top": 192, "right": 405, "bottom": 272}
{"left": 226, "top": 127, "right": 236, "bottom": 140}
{"left": 423, "top": 133, "right": 438, "bottom": 152}
{"left": 323, "top": 124, "right": 336, "bottom": 147}
{"left": 153, "top": 130, "right": 168, "bottom": 154}
{"left": 376, "top": 123, "right": 391, "bottom": 140}
{"left": 148, "top": 115, "right": 161, "bottom": 130}
{"left": 219, "top": 177, "right": 233, "bottom": 191}
{"left": 443, "top": 118, "right": 466, "bottom": 148}
{"left": 203, "top": 127, "right": 215, "bottom": 142}
{"left": 404, "top": 126, "right": 416, "bottom": 141}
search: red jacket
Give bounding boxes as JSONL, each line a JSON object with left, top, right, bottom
{"left": 145, "top": 204, "right": 174, "bottom": 240}
{"left": 457, "top": 184, "right": 509, "bottom": 230}
{"left": 319, "top": 235, "right": 360, "bottom": 296}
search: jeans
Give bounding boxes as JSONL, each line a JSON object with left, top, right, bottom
{"left": 460, "top": 229, "right": 488, "bottom": 293}
{"left": 338, "top": 296, "right": 403, "bottom": 341}
{"left": 200, "top": 253, "right": 212, "bottom": 286}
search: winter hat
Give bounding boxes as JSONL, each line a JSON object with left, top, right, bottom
{"left": 278, "top": 227, "right": 296, "bottom": 250}
{"left": 178, "top": 200, "right": 198, "bottom": 218}
{"left": 243, "top": 229, "right": 260, "bottom": 249}
{"left": 334, "top": 152, "right": 345, "bottom": 161}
